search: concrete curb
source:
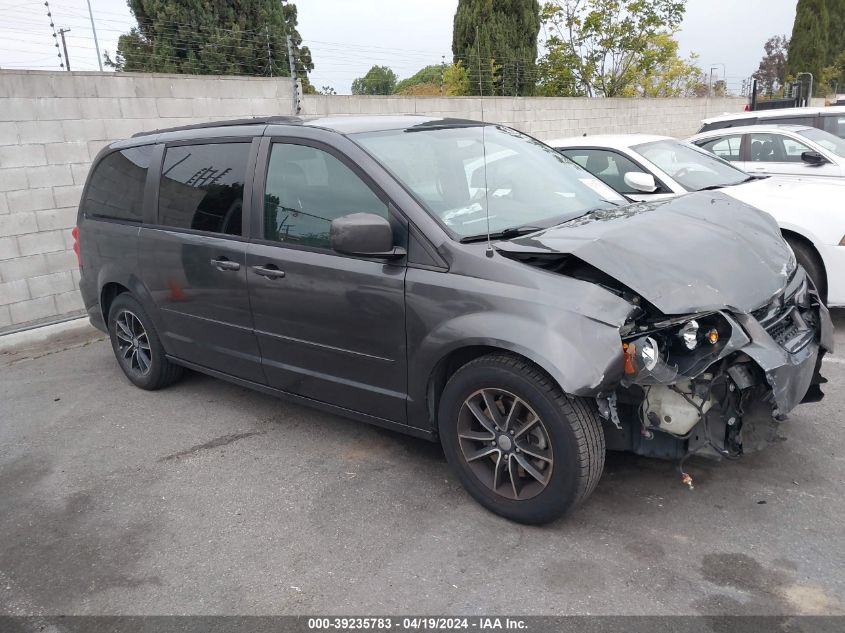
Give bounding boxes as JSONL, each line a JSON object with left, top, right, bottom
{"left": 0, "top": 317, "right": 100, "bottom": 354}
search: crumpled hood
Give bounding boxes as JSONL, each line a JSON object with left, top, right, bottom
{"left": 495, "top": 191, "right": 795, "bottom": 315}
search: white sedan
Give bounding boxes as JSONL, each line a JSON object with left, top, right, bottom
{"left": 688, "top": 124, "right": 845, "bottom": 179}
{"left": 549, "top": 134, "right": 845, "bottom": 306}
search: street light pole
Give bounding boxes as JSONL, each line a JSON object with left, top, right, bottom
{"left": 709, "top": 63, "right": 726, "bottom": 96}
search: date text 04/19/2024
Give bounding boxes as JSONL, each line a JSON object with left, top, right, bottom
{"left": 307, "top": 617, "right": 528, "bottom": 630}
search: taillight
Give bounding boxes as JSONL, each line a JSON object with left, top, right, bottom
{"left": 840, "top": 234, "right": 845, "bottom": 246}
{"left": 72, "top": 226, "right": 82, "bottom": 267}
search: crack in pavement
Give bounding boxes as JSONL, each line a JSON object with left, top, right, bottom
{"left": 158, "top": 431, "right": 266, "bottom": 462}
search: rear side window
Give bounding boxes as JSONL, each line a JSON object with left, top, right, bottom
{"left": 822, "top": 115, "right": 845, "bottom": 139}
{"left": 82, "top": 146, "right": 153, "bottom": 222}
{"left": 158, "top": 143, "right": 250, "bottom": 236}
{"left": 768, "top": 116, "right": 815, "bottom": 127}
{"left": 696, "top": 135, "right": 742, "bottom": 161}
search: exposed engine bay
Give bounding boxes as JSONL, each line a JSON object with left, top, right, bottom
{"left": 596, "top": 268, "right": 831, "bottom": 468}
{"left": 494, "top": 193, "right": 835, "bottom": 481}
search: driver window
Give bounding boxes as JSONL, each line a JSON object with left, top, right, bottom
{"left": 264, "top": 143, "right": 387, "bottom": 249}
{"left": 749, "top": 133, "right": 811, "bottom": 163}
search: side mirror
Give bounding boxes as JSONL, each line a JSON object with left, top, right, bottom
{"left": 623, "top": 171, "right": 658, "bottom": 193}
{"left": 330, "top": 213, "right": 405, "bottom": 260}
{"left": 801, "top": 150, "right": 827, "bottom": 166}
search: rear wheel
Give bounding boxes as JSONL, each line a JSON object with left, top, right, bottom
{"left": 438, "top": 354, "right": 605, "bottom": 524}
{"left": 107, "top": 294, "right": 183, "bottom": 390}
{"left": 786, "top": 237, "right": 826, "bottom": 302}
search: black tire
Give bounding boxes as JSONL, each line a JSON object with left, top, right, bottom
{"left": 107, "top": 293, "right": 183, "bottom": 390}
{"left": 438, "top": 353, "right": 605, "bottom": 524}
{"left": 786, "top": 237, "right": 826, "bottom": 302}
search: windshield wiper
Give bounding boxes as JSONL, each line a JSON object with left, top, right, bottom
{"left": 459, "top": 224, "right": 544, "bottom": 243}
{"left": 698, "top": 176, "right": 760, "bottom": 191}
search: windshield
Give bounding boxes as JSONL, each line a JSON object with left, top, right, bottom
{"left": 798, "top": 127, "right": 845, "bottom": 158}
{"left": 634, "top": 139, "right": 750, "bottom": 191}
{"left": 352, "top": 124, "right": 624, "bottom": 238}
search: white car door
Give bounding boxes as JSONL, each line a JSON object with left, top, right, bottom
{"left": 747, "top": 132, "right": 842, "bottom": 178}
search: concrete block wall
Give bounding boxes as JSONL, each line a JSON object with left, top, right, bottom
{"left": 1, "top": 69, "right": 745, "bottom": 333}
{"left": 0, "top": 70, "right": 295, "bottom": 333}
{"left": 301, "top": 94, "right": 747, "bottom": 141}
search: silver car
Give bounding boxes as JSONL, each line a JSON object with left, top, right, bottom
{"left": 689, "top": 124, "right": 845, "bottom": 179}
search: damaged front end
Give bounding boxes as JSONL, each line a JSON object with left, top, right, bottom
{"left": 598, "top": 268, "right": 833, "bottom": 463}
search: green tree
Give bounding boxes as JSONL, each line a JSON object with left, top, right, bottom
{"left": 827, "top": 0, "right": 845, "bottom": 62}
{"left": 787, "top": 0, "right": 830, "bottom": 95}
{"left": 752, "top": 35, "right": 789, "bottom": 95}
{"left": 617, "top": 33, "right": 706, "bottom": 97}
{"left": 452, "top": 0, "right": 541, "bottom": 96}
{"left": 821, "top": 50, "right": 845, "bottom": 93}
{"left": 394, "top": 65, "right": 445, "bottom": 95}
{"left": 537, "top": 0, "right": 686, "bottom": 97}
{"left": 106, "top": 1, "right": 313, "bottom": 84}
{"left": 443, "top": 61, "right": 471, "bottom": 95}
{"left": 351, "top": 65, "right": 398, "bottom": 95}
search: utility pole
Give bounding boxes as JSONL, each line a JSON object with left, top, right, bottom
{"left": 85, "top": 0, "right": 103, "bottom": 71}
{"left": 280, "top": 0, "right": 300, "bottom": 114}
{"left": 285, "top": 32, "right": 298, "bottom": 113}
{"left": 58, "top": 28, "right": 71, "bottom": 71}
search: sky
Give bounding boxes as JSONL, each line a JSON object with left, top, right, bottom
{"left": 0, "top": 0, "right": 799, "bottom": 95}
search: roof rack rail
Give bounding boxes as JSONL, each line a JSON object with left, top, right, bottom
{"left": 131, "top": 116, "right": 303, "bottom": 138}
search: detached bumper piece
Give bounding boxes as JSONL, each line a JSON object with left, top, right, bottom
{"left": 601, "top": 270, "right": 832, "bottom": 461}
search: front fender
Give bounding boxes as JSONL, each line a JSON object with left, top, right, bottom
{"left": 407, "top": 310, "right": 626, "bottom": 429}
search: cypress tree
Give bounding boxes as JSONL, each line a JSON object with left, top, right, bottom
{"left": 107, "top": 0, "right": 314, "bottom": 86}
{"left": 826, "top": 0, "right": 845, "bottom": 62}
{"left": 452, "top": 0, "right": 541, "bottom": 96}
{"left": 787, "top": 0, "right": 830, "bottom": 94}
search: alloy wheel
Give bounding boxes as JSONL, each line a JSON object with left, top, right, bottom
{"left": 457, "top": 388, "right": 554, "bottom": 500}
{"left": 114, "top": 310, "right": 152, "bottom": 376}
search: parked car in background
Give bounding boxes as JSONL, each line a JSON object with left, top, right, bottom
{"left": 698, "top": 106, "right": 845, "bottom": 139}
{"left": 689, "top": 125, "right": 845, "bottom": 179}
{"left": 550, "top": 134, "right": 845, "bottom": 305}
{"left": 75, "top": 116, "right": 831, "bottom": 524}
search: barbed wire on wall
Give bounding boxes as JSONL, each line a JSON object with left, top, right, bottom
{"left": 0, "top": 11, "right": 748, "bottom": 96}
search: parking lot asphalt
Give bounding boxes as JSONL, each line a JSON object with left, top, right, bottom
{"left": 1, "top": 312, "right": 844, "bottom": 616}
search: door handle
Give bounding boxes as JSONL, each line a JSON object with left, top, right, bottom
{"left": 210, "top": 258, "right": 241, "bottom": 272}
{"left": 251, "top": 264, "right": 286, "bottom": 280}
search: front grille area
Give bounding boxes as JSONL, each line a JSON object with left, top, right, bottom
{"left": 751, "top": 279, "right": 816, "bottom": 354}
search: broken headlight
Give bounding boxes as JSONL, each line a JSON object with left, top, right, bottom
{"left": 621, "top": 312, "right": 732, "bottom": 385}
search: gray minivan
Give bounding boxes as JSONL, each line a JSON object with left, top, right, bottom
{"left": 75, "top": 116, "right": 832, "bottom": 523}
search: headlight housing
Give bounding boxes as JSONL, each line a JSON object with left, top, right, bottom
{"left": 621, "top": 312, "right": 732, "bottom": 385}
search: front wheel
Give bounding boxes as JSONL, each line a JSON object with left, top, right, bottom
{"left": 107, "top": 294, "right": 183, "bottom": 390}
{"left": 438, "top": 354, "right": 605, "bottom": 524}
{"left": 786, "top": 237, "right": 826, "bottom": 303}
